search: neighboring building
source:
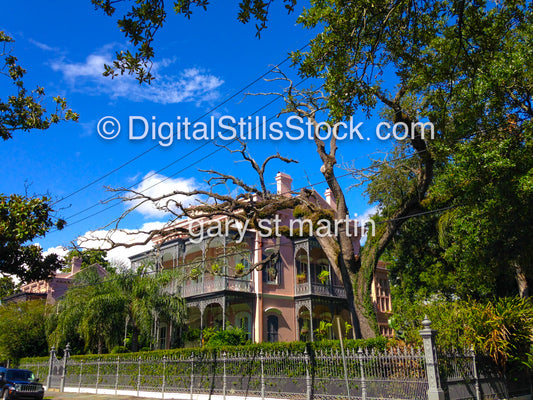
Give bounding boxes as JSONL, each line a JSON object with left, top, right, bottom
{"left": 373, "top": 261, "right": 393, "bottom": 337}
{"left": 130, "top": 172, "right": 393, "bottom": 348}
{"left": 1, "top": 291, "right": 47, "bottom": 304}
{"left": 12, "top": 257, "right": 107, "bottom": 304}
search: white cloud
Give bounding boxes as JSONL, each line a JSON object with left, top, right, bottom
{"left": 128, "top": 172, "right": 201, "bottom": 218}
{"left": 360, "top": 205, "right": 379, "bottom": 221}
{"left": 29, "top": 39, "right": 59, "bottom": 52}
{"left": 51, "top": 48, "right": 223, "bottom": 105}
{"left": 76, "top": 221, "right": 167, "bottom": 268}
{"left": 41, "top": 245, "right": 69, "bottom": 260}
{"left": 53, "top": 54, "right": 108, "bottom": 80}
{"left": 358, "top": 205, "right": 379, "bottom": 246}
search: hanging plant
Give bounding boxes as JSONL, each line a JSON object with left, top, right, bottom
{"left": 314, "top": 320, "right": 332, "bottom": 341}
{"left": 318, "top": 269, "right": 330, "bottom": 284}
{"left": 235, "top": 262, "right": 245, "bottom": 276}
{"left": 300, "top": 319, "right": 310, "bottom": 334}
{"left": 211, "top": 263, "right": 221, "bottom": 275}
{"left": 190, "top": 266, "right": 202, "bottom": 280}
{"left": 296, "top": 272, "right": 307, "bottom": 283}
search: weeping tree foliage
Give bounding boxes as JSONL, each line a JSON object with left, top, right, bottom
{"left": 49, "top": 266, "right": 186, "bottom": 354}
{"left": 91, "top": 0, "right": 533, "bottom": 337}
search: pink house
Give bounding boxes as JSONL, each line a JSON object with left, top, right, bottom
{"left": 17, "top": 257, "right": 107, "bottom": 304}
{"left": 130, "top": 172, "right": 393, "bottom": 348}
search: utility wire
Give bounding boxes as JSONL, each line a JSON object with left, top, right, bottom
{"left": 51, "top": 42, "right": 310, "bottom": 207}
{"left": 63, "top": 94, "right": 283, "bottom": 223}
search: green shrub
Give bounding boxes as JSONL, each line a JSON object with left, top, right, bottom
{"left": 205, "top": 326, "right": 248, "bottom": 348}
{"left": 391, "top": 295, "right": 533, "bottom": 369}
{"left": 184, "top": 328, "right": 201, "bottom": 342}
{"left": 110, "top": 345, "right": 130, "bottom": 354}
{"left": 201, "top": 327, "right": 218, "bottom": 343}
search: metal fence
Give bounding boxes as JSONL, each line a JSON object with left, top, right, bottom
{"left": 27, "top": 347, "right": 428, "bottom": 400}
{"left": 19, "top": 318, "right": 532, "bottom": 400}
{"left": 438, "top": 349, "right": 531, "bottom": 400}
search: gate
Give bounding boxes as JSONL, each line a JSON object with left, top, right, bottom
{"left": 46, "top": 344, "right": 70, "bottom": 390}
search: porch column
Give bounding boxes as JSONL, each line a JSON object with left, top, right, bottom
{"left": 222, "top": 297, "right": 226, "bottom": 330}
{"left": 309, "top": 301, "right": 315, "bottom": 342}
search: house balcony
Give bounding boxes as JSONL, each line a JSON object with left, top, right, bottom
{"left": 295, "top": 281, "right": 347, "bottom": 299}
{"left": 181, "top": 276, "right": 253, "bottom": 298}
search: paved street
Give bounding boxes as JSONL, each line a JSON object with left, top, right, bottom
{"left": 44, "top": 390, "right": 156, "bottom": 400}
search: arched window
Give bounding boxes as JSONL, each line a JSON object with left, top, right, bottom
{"left": 266, "top": 315, "right": 279, "bottom": 342}
{"left": 295, "top": 249, "right": 309, "bottom": 284}
{"left": 262, "top": 248, "right": 281, "bottom": 284}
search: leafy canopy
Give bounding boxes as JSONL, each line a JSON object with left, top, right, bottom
{"left": 0, "top": 194, "right": 66, "bottom": 282}
{"left": 1, "top": 31, "right": 78, "bottom": 140}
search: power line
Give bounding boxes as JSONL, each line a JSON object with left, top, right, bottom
{"left": 63, "top": 94, "right": 284, "bottom": 223}
{"left": 51, "top": 77, "right": 514, "bottom": 243}
{"left": 55, "top": 126, "right": 427, "bottom": 234}
{"left": 51, "top": 42, "right": 310, "bottom": 207}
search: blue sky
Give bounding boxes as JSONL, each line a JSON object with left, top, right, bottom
{"left": 1, "top": 1, "right": 387, "bottom": 265}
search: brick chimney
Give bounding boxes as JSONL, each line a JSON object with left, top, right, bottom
{"left": 71, "top": 256, "right": 82, "bottom": 274}
{"left": 275, "top": 172, "right": 292, "bottom": 197}
{"left": 325, "top": 188, "right": 336, "bottom": 209}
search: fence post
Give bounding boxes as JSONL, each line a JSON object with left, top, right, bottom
{"left": 304, "top": 347, "right": 312, "bottom": 400}
{"left": 137, "top": 356, "right": 142, "bottom": 397}
{"left": 115, "top": 356, "right": 120, "bottom": 395}
{"left": 420, "top": 317, "right": 445, "bottom": 400}
{"left": 260, "top": 349, "right": 265, "bottom": 400}
{"left": 96, "top": 359, "right": 100, "bottom": 393}
{"left": 358, "top": 348, "right": 366, "bottom": 400}
{"left": 47, "top": 346, "right": 56, "bottom": 389}
{"left": 222, "top": 351, "right": 227, "bottom": 400}
{"left": 190, "top": 353, "right": 195, "bottom": 400}
{"left": 469, "top": 346, "right": 481, "bottom": 400}
{"left": 59, "top": 343, "right": 70, "bottom": 392}
{"left": 78, "top": 360, "right": 83, "bottom": 393}
{"left": 162, "top": 355, "right": 167, "bottom": 399}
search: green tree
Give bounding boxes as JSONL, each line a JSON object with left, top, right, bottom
{"left": 63, "top": 248, "right": 111, "bottom": 272}
{"left": 292, "top": 0, "right": 533, "bottom": 331}
{"left": 391, "top": 296, "right": 533, "bottom": 370}
{"left": 91, "top": 0, "right": 297, "bottom": 83}
{"left": 50, "top": 266, "right": 121, "bottom": 354}
{"left": 50, "top": 266, "right": 186, "bottom": 354}
{"left": 0, "top": 300, "right": 49, "bottom": 362}
{"left": 1, "top": 31, "right": 78, "bottom": 139}
{"left": 111, "top": 267, "right": 186, "bottom": 351}
{"left": 0, "top": 194, "right": 66, "bottom": 282}
{"left": 0, "top": 276, "right": 16, "bottom": 299}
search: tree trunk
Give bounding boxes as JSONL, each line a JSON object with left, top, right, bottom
{"left": 312, "top": 165, "right": 377, "bottom": 338}
{"left": 130, "top": 325, "right": 140, "bottom": 352}
{"left": 315, "top": 233, "right": 372, "bottom": 338}
{"left": 514, "top": 262, "right": 529, "bottom": 298}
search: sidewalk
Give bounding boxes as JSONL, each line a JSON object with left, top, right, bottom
{"left": 44, "top": 390, "right": 156, "bottom": 400}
